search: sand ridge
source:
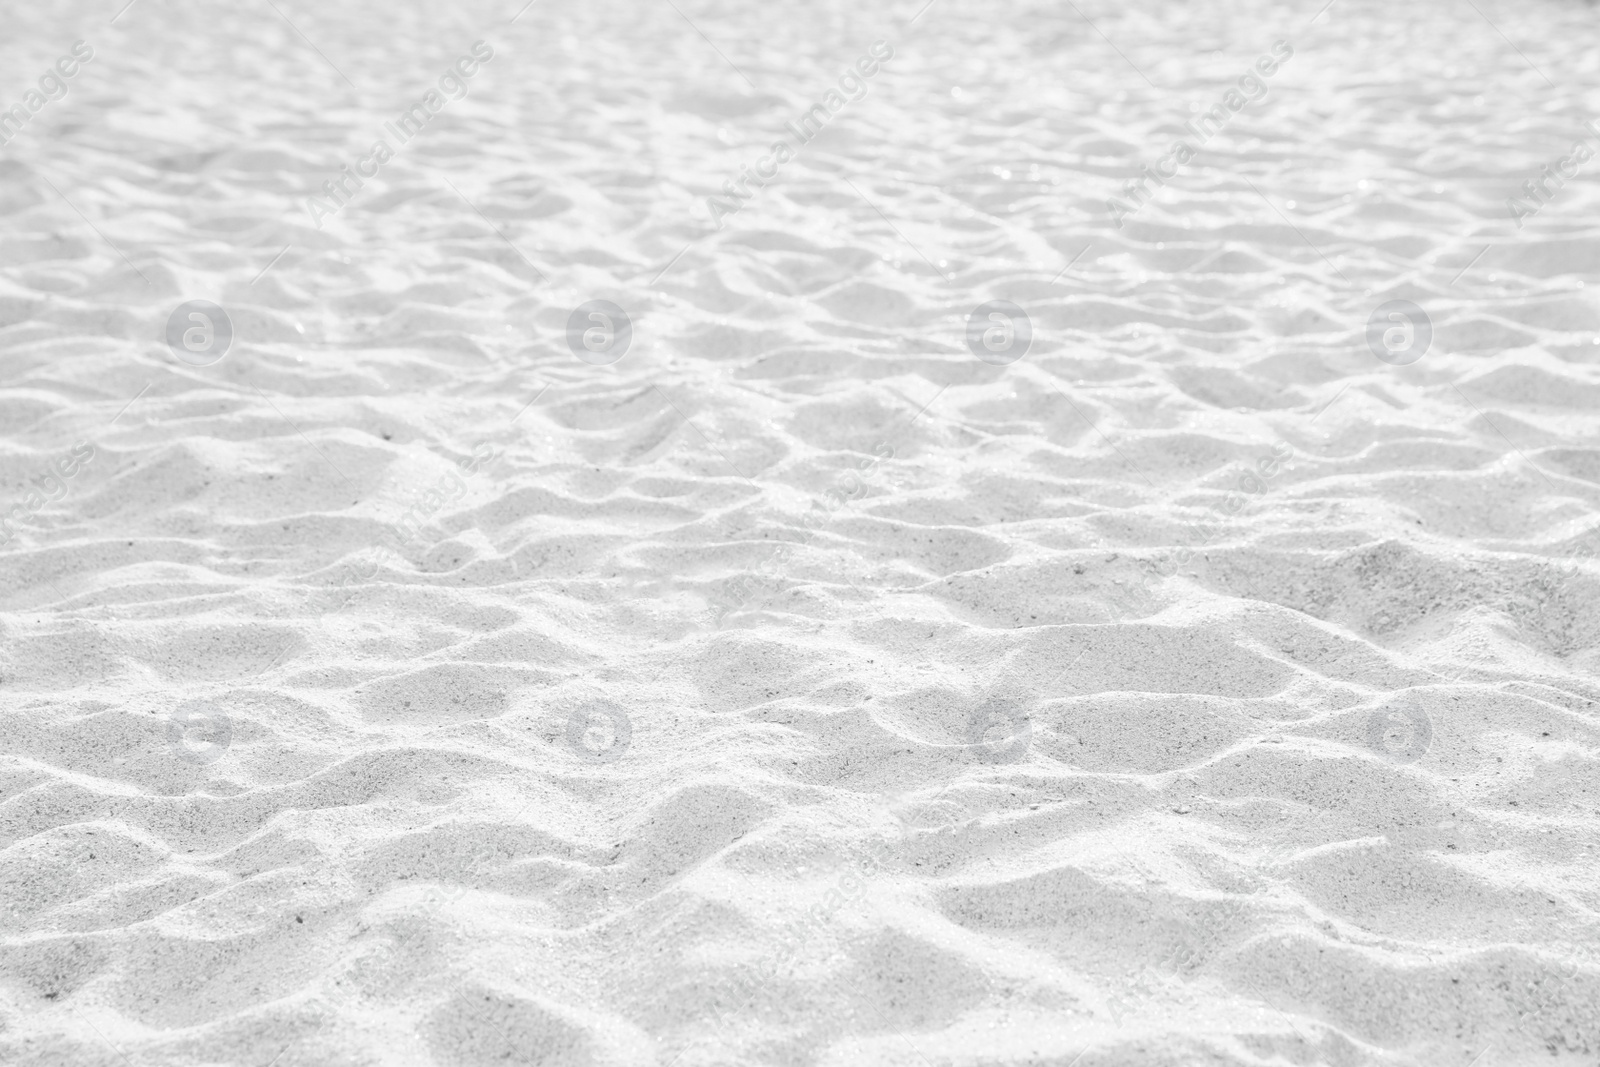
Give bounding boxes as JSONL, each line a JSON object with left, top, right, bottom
{"left": 2, "top": 0, "right": 1600, "bottom": 1064}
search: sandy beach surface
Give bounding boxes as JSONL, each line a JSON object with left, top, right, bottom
{"left": 3, "top": 0, "right": 1600, "bottom": 1063}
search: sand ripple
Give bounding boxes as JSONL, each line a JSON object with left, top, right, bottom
{"left": 3, "top": 0, "right": 1600, "bottom": 1064}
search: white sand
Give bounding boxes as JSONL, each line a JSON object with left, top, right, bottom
{"left": 3, "top": 0, "right": 1599, "bottom": 1063}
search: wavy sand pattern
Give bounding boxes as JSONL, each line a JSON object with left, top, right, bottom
{"left": 2, "top": 0, "right": 1599, "bottom": 1064}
